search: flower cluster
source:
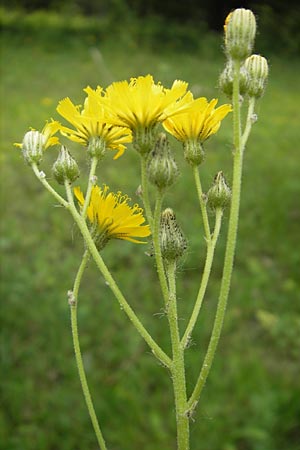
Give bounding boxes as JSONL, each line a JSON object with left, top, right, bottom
{"left": 16, "top": 75, "right": 232, "bottom": 247}
{"left": 17, "top": 75, "right": 231, "bottom": 162}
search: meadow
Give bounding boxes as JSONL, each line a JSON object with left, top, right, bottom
{"left": 1, "top": 13, "right": 300, "bottom": 450}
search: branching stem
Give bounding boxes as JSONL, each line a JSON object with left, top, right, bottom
{"left": 64, "top": 180, "right": 171, "bottom": 368}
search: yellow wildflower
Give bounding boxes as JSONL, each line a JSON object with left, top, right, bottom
{"left": 163, "top": 97, "right": 232, "bottom": 143}
{"left": 74, "top": 185, "right": 151, "bottom": 247}
{"left": 57, "top": 87, "right": 132, "bottom": 159}
{"left": 105, "top": 75, "right": 192, "bottom": 130}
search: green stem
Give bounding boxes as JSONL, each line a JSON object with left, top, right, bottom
{"left": 187, "top": 60, "right": 249, "bottom": 413}
{"left": 193, "top": 166, "right": 211, "bottom": 242}
{"left": 31, "top": 163, "right": 69, "bottom": 208}
{"left": 65, "top": 181, "right": 171, "bottom": 368}
{"left": 69, "top": 250, "right": 108, "bottom": 450}
{"left": 81, "top": 156, "right": 98, "bottom": 219}
{"left": 166, "top": 260, "right": 189, "bottom": 450}
{"left": 181, "top": 208, "right": 223, "bottom": 348}
{"left": 72, "top": 250, "right": 90, "bottom": 300}
{"left": 153, "top": 189, "right": 170, "bottom": 306}
{"left": 140, "top": 155, "right": 153, "bottom": 229}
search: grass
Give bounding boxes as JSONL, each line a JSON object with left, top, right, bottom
{"left": 1, "top": 22, "right": 300, "bottom": 450}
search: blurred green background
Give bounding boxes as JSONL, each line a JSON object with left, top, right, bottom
{"left": 1, "top": 1, "right": 300, "bottom": 449}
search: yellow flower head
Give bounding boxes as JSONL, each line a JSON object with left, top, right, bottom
{"left": 105, "top": 75, "right": 192, "bottom": 130}
{"left": 57, "top": 87, "right": 132, "bottom": 159}
{"left": 163, "top": 97, "right": 232, "bottom": 143}
{"left": 74, "top": 185, "right": 151, "bottom": 247}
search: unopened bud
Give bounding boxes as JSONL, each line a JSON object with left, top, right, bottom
{"left": 219, "top": 60, "right": 249, "bottom": 97}
{"left": 224, "top": 9, "right": 256, "bottom": 61}
{"left": 87, "top": 137, "right": 106, "bottom": 159}
{"left": 184, "top": 140, "right": 205, "bottom": 166}
{"left": 244, "top": 54, "right": 269, "bottom": 98}
{"left": 207, "top": 171, "right": 231, "bottom": 210}
{"left": 21, "top": 130, "right": 45, "bottom": 165}
{"left": 160, "top": 208, "right": 187, "bottom": 262}
{"left": 52, "top": 146, "right": 80, "bottom": 185}
{"left": 147, "top": 133, "right": 179, "bottom": 190}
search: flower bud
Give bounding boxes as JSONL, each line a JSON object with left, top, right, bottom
{"left": 224, "top": 9, "right": 256, "bottom": 61}
{"left": 147, "top": 133, "right": 179, "bottom": 190}
{"left": 160, "top": 208, "right": 187, "bottom": 262}
{"left": 87, "top": 137, "right": 106, "bottom": 159}
{"left": 21, "top": 130, "right": 45, "bottom": 165}
{"left": 244, "top": 54, "right": 269, "bottom": 98}
{"left": 207, "top": 171, "right": 231, "bottom": 210}
{"left": 183, "top": 140, "right": 205, "bottom": 166}
{"left": 219, "top": 60, "right": 249, "bottom": 98}
{"left": 52, "top": 146, "right": 80, "bottom": 185}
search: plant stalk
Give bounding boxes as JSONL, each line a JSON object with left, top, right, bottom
{"left": 187, "top": 59, "right": 246, "bottom": 412}
{"left": 69, "top": 250, "right": 107, "bottom": 450}
{"left": 81, "top": 156, "right": 98, "bottom": 218}
{"left": 182, "top": 208, "right": 223, "bottom": 348}
{"left": 153, "top": 189, "right": 170, "bottom": 306}
{"left": 192, "top": 166, "right": 211, "bottom": 242}
{"left": 166, "top": 260, "right": 190, "bottom": 450}
{"left": 140, "top": 155, "right": 154, "bottom": 228}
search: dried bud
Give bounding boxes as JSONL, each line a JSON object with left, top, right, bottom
{"left": 244, "top": 54, "right": 269, "bottom": 98}
{"left": 183, "top": 140, "right": 205, "bottom": 166}
{"left": 160, "top": 208, "right": 187, "bottom": 262}
{"left": 224, "top": 9, "right": 256, "bottom": 61}
{"left": 87, "top": 137, "right": 107, "bottom": 159}
{"left": 21, "top": 130, "right": 45, "bottom": 165}
{"left": 147, "top": 133, "right": 179, "bottom": 190}
{"left": 207, "top": 171, "right": 231, "bottom": 210}
{"left": 52, "top": 146, "right": 80, "bottom": 185}
{"left": 219, "top": 60, "right": 249, "bottom": 97}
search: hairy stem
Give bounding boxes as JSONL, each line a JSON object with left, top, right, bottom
{"left": 153, "top": 189, "right": 170, "bottom": 306}
{"left": 140, "top": 155, "right": 153, "bottom": 228}
{"left": 81, "top": 156, "right": 98, "bottom": 219}
{"left": 166, "top": 260, "right": 190, "bottom": 450}
{"left": 70, "top": 250, "right": 107, "bottom": 450}
{"left": 182, "top": 208, "right": 223, "bottom": 348}
{"left": 31, "top": 163, "right": 69, "bottom": 208}
{"left": 193, "top": 166, "right": 211, "bottom": 242}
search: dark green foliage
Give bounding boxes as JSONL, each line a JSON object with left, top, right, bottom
{"left": 1, "top": 5, "right": 300, "bottom": 56}
{"left": 1, "top": 21, "right": 299, "bottom": 450}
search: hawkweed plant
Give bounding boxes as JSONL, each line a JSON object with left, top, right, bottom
{"left": 16, "top": 9, "right": 268, "bottom": 450}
